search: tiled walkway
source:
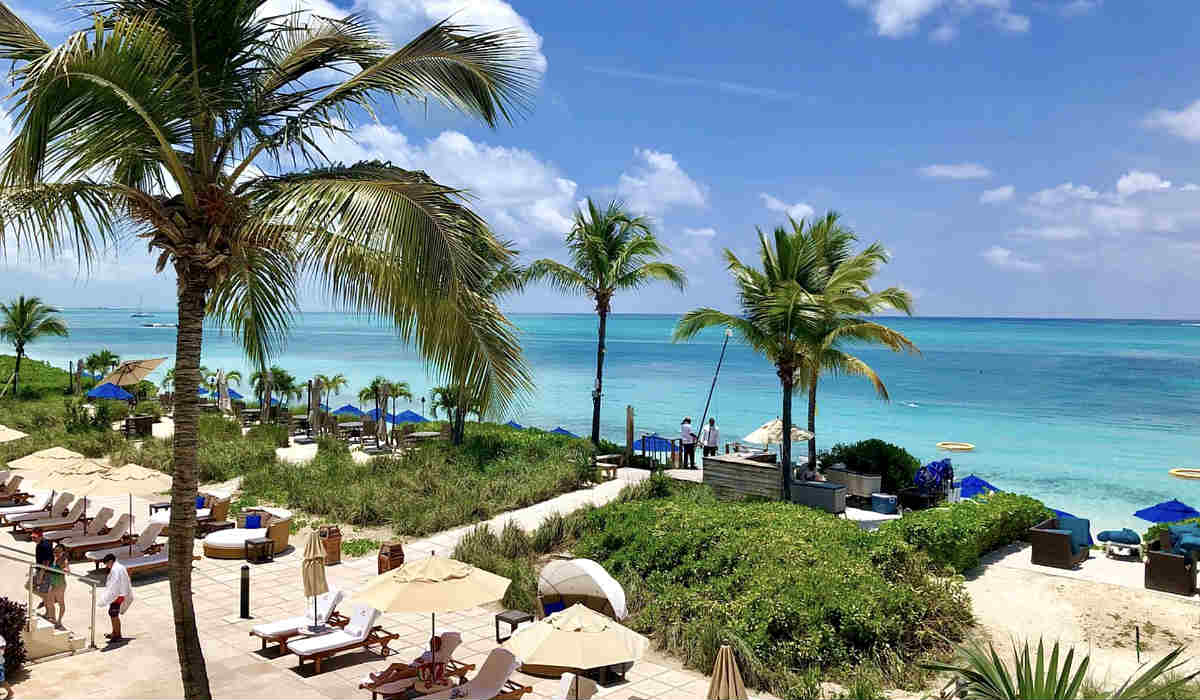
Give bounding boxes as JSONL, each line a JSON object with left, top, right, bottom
{"left": 5, "top": 469, "right": 777, "bottom": 699}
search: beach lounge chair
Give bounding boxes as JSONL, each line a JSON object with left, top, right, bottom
{"left": 85, "top": 522, "right": 166, "bottom": 567}
{"left": 1146, "top": 529, "right": 1198, "bottom": 596}
{"left": 2, "top": 492, "right": 72, "bottom": 527}
{"left": 250, "top": 588, "right": 347, "bottom": 653}
{"left": 14, "top": 498, "right": 87, "bottom": 534}
{"left": 61, "top": 513, "right": 133, "bottom": 559}
{"left": 46, "top": 507, "right": 114, "bottom": 542}
{"left": 0, "top": 474, "right": 22, "bottom": 498}
{"left": 121, "top": 551, "right": 171, "bottom": 577}
{"left": 0, "top": 490, "right": 50, "bottom": 521}
{"left": 359, "top": 630, "right": 474, "bottom": 699}
{"left": 420, "top": 648, "right": 531, "bottom": 700}
{"left": 288, "top": 605, "right": 397, "bottom": 674}
{"left": 555, "top": 673, "right": 597, "bottom": 700}
{"left": 1029, "top": 517, "right": 1090, "bottom": 569}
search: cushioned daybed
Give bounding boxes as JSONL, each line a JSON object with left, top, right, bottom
{"left": 201, "top": 507, "right": 292, "bottom": 559}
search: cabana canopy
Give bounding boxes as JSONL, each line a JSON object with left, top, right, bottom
{"left": 550, "top": 427, "right": 579, "bottom": 438}
{"left": 537, "top": 558, "right": 627, "bottom": 620}
{"left": 393, "top": 410, "right": 427, "bottom": 423}
{"left": 87, "top": 382, "right": 133, "bottom": 401}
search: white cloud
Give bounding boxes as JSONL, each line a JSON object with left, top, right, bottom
{"left": 1060, "top": 0, "right": 1101, "bottom": 16}
{"left": 982, "top": 246, "right": 1042, "bottom": 271}
{"left": 759, "top": 193, "right": 815, "bottom": 221}
{"left": 980, "top": 185, "right": 1015, "bottom": 203}
{"left": 322, "top": 125, "right": 576, "bottom": 247}
{"left": 1028, "top": 182, "right": 1099, "bottom": 207}
{"left": 616, "top": 148, "right": 706, "bottom": 215}
{"left": 919, "top": 162, "right": 992, "bottom": 179}
{"left": 847, "top": 0, "right": 1029, "bottom": 39}
{"left": 1183, "top": 184, "right": 1200, "bottom": 192}
{"left": 358, "top": 0, "right": 547, "bottom": 73}
{"left": 683, "top": 227, "right": 717, "bottom": 238}
{"left": 1116, "top": 170, "right": 1172, "bottom": 197}
{"left": 1090, "top": 204, "right": 1144, "bottom": 231}
{"left": 1013, "top": 225, "right": 1089, "bottom": 240}
{"left": 1144, "top": 100, "right": 1200, "bottom": 143}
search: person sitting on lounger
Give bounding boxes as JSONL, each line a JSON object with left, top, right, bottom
{"left": 367, "top": 634, "right": 445, "bottom": 687}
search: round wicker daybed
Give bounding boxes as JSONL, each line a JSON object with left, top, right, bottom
{"left": 201, "top": 506, "right": 292, "bottom": 559}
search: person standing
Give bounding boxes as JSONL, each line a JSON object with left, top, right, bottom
{"left": 0, "top": 633, "right": 12, "bottom": 699}
{"left": 97, "top": 554, "right": 133, "bottom": 643}
{"left": 699, "top": 418, "right": 720, "bottom": 458}
{"left": 46, "top": 543, "right": 69, "bottom": 629}
{"left": 680, "top": 417, "right": 696, "bottom": 469}
{"left": 31, "top": 528, "right": 52, "bottom": 613}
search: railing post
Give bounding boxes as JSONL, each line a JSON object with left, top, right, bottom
{"left": 90, "top": 580, "right": 97, "bottom": 649}
{"left": 26, "top": 564, "right": 33, "bottom": 632}
{"left": 240, "top": 565, "right": 250, "bottom": 619}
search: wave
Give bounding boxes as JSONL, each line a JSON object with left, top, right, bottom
{"left": 903, "top": 401, "right": 919, "bottom": 408}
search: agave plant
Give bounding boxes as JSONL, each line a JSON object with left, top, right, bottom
{"left": 924, "top": 639, "right": 1197, "bottom": 699}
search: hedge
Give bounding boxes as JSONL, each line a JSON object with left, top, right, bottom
{"left": 819, "top": 439, "right": 921, "bottom": 493}
{"left": 878, "top": 492, "right": 1052, "bottom": 573}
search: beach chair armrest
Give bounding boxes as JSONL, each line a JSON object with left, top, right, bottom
{"left": 444, "top": 659, "right": 475, "bottom": 679}
{"left": 328, "top": 611, "right": 350, "bottom": 628}
{"left": 495, "top": 680, "right": 533, "bottom": 699}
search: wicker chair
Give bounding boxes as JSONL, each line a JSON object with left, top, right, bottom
{"left": 197, "top": 497, "right": 232, "bottom": 536}
{"left": 1145, "top": 533, "right": 1197, "bottom": 596}
{"left": 1029, "top": 518, "right": 1089, "bottom": 569}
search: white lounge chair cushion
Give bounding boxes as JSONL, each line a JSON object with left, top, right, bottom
{"left": 251, "top": 589, "right": 343, "bottom": 639}
{"left": 85, "top": 523, "right": 164, "bottom": 560}
{"left": 0, "top": 494, "right": 50, "bottom": 517}
{"left": 421, "top": 648, "right": 521, "bottom": 700}
{"left": 151, "top": 508, "right": 210, "bottom": 525}
{"left": 123, "top": 552, "right": 168, "bottom": 571}
{"left": 203, "top": 527, "right": 267, "bottom": 548}
{"left": 289, "top": 605, "right": 377, "bottom": 656}
{"left": 25, "top": 501, "right": 86, "bottom": 529}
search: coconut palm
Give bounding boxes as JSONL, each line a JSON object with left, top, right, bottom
{"left": 0, "top": 295, "right": 68, "bottom": 395}
{"left": 529, "top": 199, "right": 686, "bottom": 444}
{"left": 0, "top": 4, "right": 535, "bottom": 695}
{"left": 85, "top": 349, "right": 120, "bottom": 376}
{"left": 388, "top": 379, "right": 413, "bottom": 419}
{"left": 924, "top": 639, "right": 1197, "bottom": 699}
{"left": 674, "top": 213, "right": 915, "bottom": 498}
{"left": 314, "top": 372, "right": 347, "bottom": 411}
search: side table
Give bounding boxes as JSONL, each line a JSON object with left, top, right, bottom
{"left": 494, "top": 609, "right": 533, "bottom": 643}
{"left": 245, "top": 537, "right": 275, "bottom": 564}
{"left": 149, "top": 501, "right": 170, "bottom": 517}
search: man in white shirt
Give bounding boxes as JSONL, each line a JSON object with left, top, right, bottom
{"left": 98, "top": 554, "right": 134, "bottom": 644}
{"left": 680, "top": 417, "right": 696, "bottom": 469}
{"left": 699, "top": 418, "right": 720, "bottom": 458}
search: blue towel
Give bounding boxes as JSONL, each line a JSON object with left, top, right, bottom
{"left": 195, "top": 496, "right": 205, "bottom": 509}
{"left": 244, "top": 514, "right": 262, "bottom": 529}
{"left": 542, "top": 600, "right": 566, "bottom": 615}
{"left": 1097, "top": 528, "right": 1140, "bottom": 545}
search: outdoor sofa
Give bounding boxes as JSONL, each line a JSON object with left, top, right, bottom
{"left": 1029, "top": 517, "right": 1091, "bottom": 569}
{"left": 1145, "top": 528, "right": 1199, "bottom": 596}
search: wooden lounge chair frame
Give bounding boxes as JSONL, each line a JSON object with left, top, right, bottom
{"left": 253, "top": 611, "right": 350, "bottom": 654}
{"left": 14, "top": 500, "right": 88, "bottom": 535}
{"left": 62, "top": 516, "right": 134, "bottom": 560}
{"left": 294, "top": 624, "right": 399, "bottom": 674}
{"left": 493, "top": 680, "right": 533, "bottom": 699}
{"left": 363, "top": 659, "right": 477, "bottom": 700}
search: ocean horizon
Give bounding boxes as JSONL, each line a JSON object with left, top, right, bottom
{"left": 20, "top": 308, "right": 1200, "bottom": 533}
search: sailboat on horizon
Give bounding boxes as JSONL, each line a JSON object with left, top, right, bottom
{"left": 130, "top": 295, "right": 153, "bottom": 318}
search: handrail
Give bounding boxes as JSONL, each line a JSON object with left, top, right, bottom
{"left": 0, "top": 542, "right": 99, "bottom": 650}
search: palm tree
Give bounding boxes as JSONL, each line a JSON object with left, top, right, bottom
{"left": 0, "top": 295, "right": 68, "bottom": 395}
{"left": 924, "top": 639, "right": 1198, "bottom": 699}
{"left": 85, "top": 349, "right": 120, "bottom": 376}
{"left": 205, "top": 368, "right": 242, "bottom": 389}
{"left": 529, "top": 199, "right": 686, "bottom": 444}
{"left": 0, "top": 6, "right": 534, "bottom": 693}
{"left": 314, "top": 372, "right": 347, "bottom": 412}
{"left": 674, "top": 213, "right": 915, "bottom": 498}
{"left": 388, "top": 379, "right": 413, "bottom": 419}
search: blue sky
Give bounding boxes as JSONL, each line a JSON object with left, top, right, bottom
{"left": 2, "top": 0, "right": 1200, "bottom": 317}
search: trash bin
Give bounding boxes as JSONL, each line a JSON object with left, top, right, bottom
{"left": 378, "top": 541, "right": 405, "bottom": 574}
{"left": 318, "top": 525, "right": 342, "bottom": 565}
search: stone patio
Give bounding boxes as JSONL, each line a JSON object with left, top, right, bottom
{"left": 2, "top": 473, "right": 777, "bottom": 699}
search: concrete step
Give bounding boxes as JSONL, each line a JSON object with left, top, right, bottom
{"left": 26, "top": 616, "right": 86, "bottom": 658}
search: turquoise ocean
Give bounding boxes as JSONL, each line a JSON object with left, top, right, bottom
{"left": 24, "top": 309, "right": 1200, "bottom": 532}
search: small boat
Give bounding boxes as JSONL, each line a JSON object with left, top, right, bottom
{"left": 141, "top": 322, "right": 177, "bottom": 328}
{"left": 131, "top": 295, "right": 153, "bottom": 317}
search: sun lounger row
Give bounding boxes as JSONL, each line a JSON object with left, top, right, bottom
{"left": 0, "top": 491, "right": 64, "bottom": 525}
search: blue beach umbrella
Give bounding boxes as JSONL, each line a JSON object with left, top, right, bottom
{"left": 197, "top": 386, "right": 209, "bottom": 396}
{"left": 393, "top": 410, "right": 428, "bottom": 423}
{"left": 504, "top": 420, "right": 523, "bottom": 430}
{"left": 550, "top": 427, "right": 579, "bottom": 438}
{"left": 226, "top": 388, "right": 244, "bottom": 401}
{"left": 87, "top": 382, "right": 134, "bottom": 401}
{"left": 633, "top": 433, "right": 675, "bottom": 451}
{"left": 333, "top": 404, "right": 366, "bottom": 417}
{"left": 959, "top": 475, "right": 1001, "bottom": 500}
{"left": 1134, "top": 499, "right": 1200, "bottom": 524}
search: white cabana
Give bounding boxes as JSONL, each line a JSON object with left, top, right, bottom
{"left": 537, "top": 558, "right": 627, "bottom": 621}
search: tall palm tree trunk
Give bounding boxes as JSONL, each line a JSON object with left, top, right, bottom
{"left": 591, "top": 309, "right": 608, "bottom": 445}
{"left": 168, "top": 268, "right": 212, "bottom": 700}
{"left": 807, "top": 376, "right": 818, "bottom": 469}
{"left": 780, "top": 369, "right": 793, "bottom": 502}
{"left": 12, "top": 345, "right": 22, "bottom": 396}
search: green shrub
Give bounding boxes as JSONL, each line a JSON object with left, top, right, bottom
{"left": 451, "top": 525, "right": 538, "bottom": 612}
{"left": 499, "top": 520, "right": 531, "bottom": 559}
{"left": 879, "top": 491, "right": 1052, "bottom": 573}
{"left": 0, "top": 596, "right": 28, "bottom": 676}
{"left": 246, "top": 423, "right": 289, "bottom": 447}
{"left": 819, "top": 439, "right": 921, "bottom": 493}
{"left": 102, "top": 399, "right": 130, "bottom": 422}
{"left": 198, "top": 413, "right": 241, "bottom": 442}
{"left": 133, "top": 400, "right": 162, "bottom": 421}
{"left": 574, "top": 482, "right": 973, "bottom": 695}
{"left": 531, "top": 512, "right": 566, "bottom": 553}
{"left": 342, "top": 538, "right": 380, "bottom": 558}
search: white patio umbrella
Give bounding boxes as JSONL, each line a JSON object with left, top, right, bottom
{"left": 742, "top": 419, "right": 813, "bottom": 446}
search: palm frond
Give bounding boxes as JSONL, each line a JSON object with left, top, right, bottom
{"left": 0, "top": 181, "right": 119, "bottom": 266}
{"left": 205, "top": 246, "right": 298, "bottom": 370}
{"left": 0, "top": 1, "right": 49, "bottom": 62}
{"left": 526, "top": 259, "right": 592, "bottom": 296}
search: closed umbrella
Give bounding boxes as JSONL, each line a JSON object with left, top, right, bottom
{"left": 706, "top": 645, "right": 748, "bottom": 700}
{"left": 216, "top": 370, "right": 232, "bottom": 414}
{"left": 351, "top": 555, "right": 510, "bottom": 663}
{"left": 742, "top": 419, "right": 812, "bottom": 446}
{"left": 502, "top": 604, "right": 647, "bottom": 698}
{"left": 301, "top": 529, "right": 330, "bottom": 633}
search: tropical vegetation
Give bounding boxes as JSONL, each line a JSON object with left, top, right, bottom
{"left": 819, "top": 438, "right": 921, "bottom": 493}
{"left": 924, "top": 639, "right": 1198, "bottom": 699}
{"left": 675, "top": 213, "right": 915, "bottom": 498}
{"left": 0, "top": 1, "right": 537, "bottom": 696}
{"left": 84, "top": 349, "right": 120, "bottom": 377}
{"left": 530, "top": 199, "right": 686, "bottom": 444}
{"left": 0, "top": 295, "right": 68, "bottom": 397}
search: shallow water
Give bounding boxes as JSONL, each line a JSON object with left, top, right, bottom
{"left": 26, "top": 310, "right": 1200, "bottom": 531}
